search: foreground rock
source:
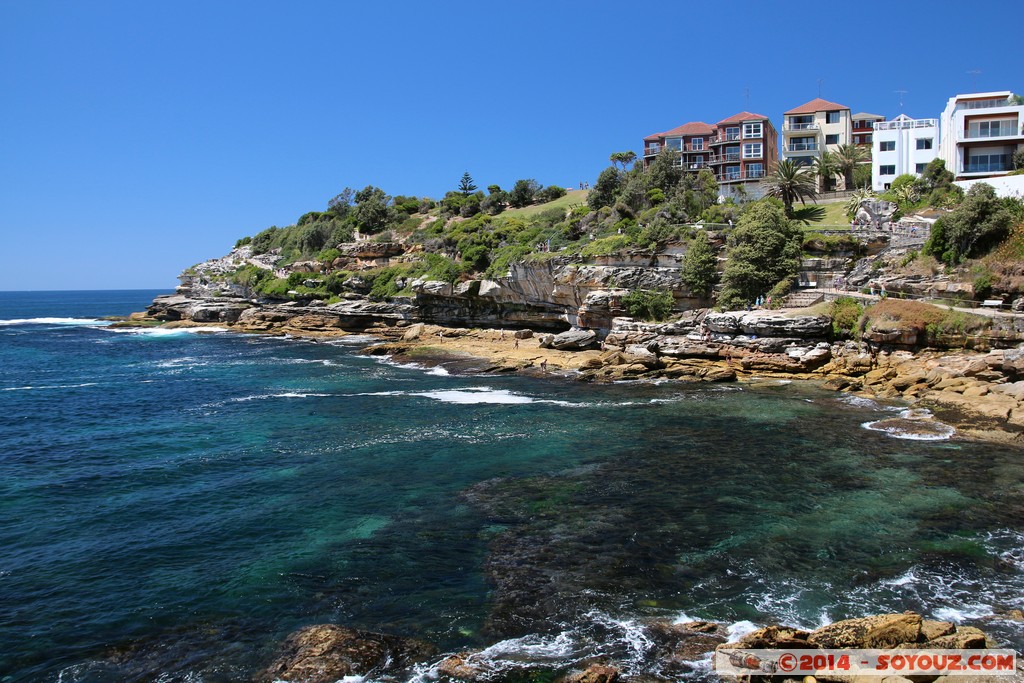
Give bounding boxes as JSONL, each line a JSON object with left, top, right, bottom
{"left": 717, "top": 613, "right": 1006, "bottom": 682}
{"left": 257, "top": 624, "right": 436, "bottom": 683}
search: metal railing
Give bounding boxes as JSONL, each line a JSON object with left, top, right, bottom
{"left": 784, "top": 122, "right": 819, "bottom": 131}
{"left": 643, "top": 146, "right": 661, "bottom": 156}
{"left": 710, "top": 134, "right": 741, "bottom": 144}
{"left": 874, "top": 118, "right": 938, "bottom": 130}
{"left": 786, "top": 142, "right": 818, "bottom": 152}
{"left": 957, "top": 98, "right": 1016, "bottom": 110}
{"left": 708, "top": 153, "right": 741, "bottom": 163}
{"left": 960, "top": 126, "right": 1022, "bottom": 140}
{"left": 718, "top": 170, "right": 766, "bottom": 182}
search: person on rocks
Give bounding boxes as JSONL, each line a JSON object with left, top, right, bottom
{"left": 540, "top": 359, "right": 548, "bottom": 371}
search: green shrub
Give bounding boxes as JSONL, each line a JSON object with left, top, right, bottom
{"left": 622, "top": 289, "right": 674, "bottom": 322}
{"left": 830, "top": 297, "right": 864, "bottom": 338}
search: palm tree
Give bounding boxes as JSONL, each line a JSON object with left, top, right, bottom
{"left": 833, "top": 143, "right": 869, "bottom": 190}
{"left": 763, "top": 159, "right": 818, "bottom": 216}
{"left": 813, "top": 151, "right": 841, "bottom": 192}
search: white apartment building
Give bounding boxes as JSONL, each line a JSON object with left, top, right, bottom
{"left": 871, "top": 114, "right": 940, "bottom": 191}
{"left": 939, "top": 91, "right": 1024, "bottom": 180}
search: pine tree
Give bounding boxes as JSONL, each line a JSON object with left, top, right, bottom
{"left": 458, "top": 172, "right": 477, "bottom": 197}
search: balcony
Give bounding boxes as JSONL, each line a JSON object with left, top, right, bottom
{"left": 957, "top": 97, "right": 1017, "bottom": 111}
{"left": 710, "top": 134, "right": 742, "bottom": 145}
{"left": 643, "top": 145, "right": 662, "bottom": 157}
{"left": 785, "top": 142, "right": 819, "bottom": 152}
{"left": 959, "top": 127, "right": 1022, "bottom": 141}
{"left": 784, "top": 122, "right": 819, "bottom": 131}
{"left": 708, "top": 153, "right": 741, "bottom": 164}
{"left": 718, "top": 170, "right": 767, "bottom": 182}
{"left": 962, "top": 161, "right": 1012, "bottom": 174}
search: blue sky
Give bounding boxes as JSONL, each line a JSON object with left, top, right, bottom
{"left": 0, "top": 0, "right": 1017, "bottom": 290}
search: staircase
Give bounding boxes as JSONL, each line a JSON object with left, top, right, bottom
{"left": 784, "top": 291, "right": 825, "bottom": 308}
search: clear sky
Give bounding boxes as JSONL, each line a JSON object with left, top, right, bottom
{"left": 0, "top": 0, "right": 1017, "bottom": 290}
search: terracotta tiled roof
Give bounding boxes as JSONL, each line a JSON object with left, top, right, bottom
{"left": 660, "top": 121, "right": 715, "bottom": 137}
{"left": 716, "top": 111, "right": 769, "bottom": 126}
{"left": 784, "top": 98, "right": 849, "bottom": 115}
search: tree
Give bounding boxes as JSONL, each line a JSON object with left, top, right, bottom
{"left": 833, "top": 143, "right": 869, "bottom": 190}
{"left": 353, "top": 185, "right": 398, "bottom": 234}
{"left": 646, "top": 148, "right": 683, "bottom": 194}
{"left": 680, "top": 230, "right": 719, "bottom": 298}
{"left": 812, "top": 151, "right": 840, "bottom": 192}
{"left": 918, "top": 158, "right": 954, "bottom": 190}
{"left": 458, "top": 172, "right": 477, "bottom": 196}
{"left": 923, "top": 183, "right": 1014, "bottom": 264}
{"left": 327, "top": 187, "right": 355, "bottom": 216}
{"left": 1014, "top": 149, "right": 1024, "bottom": 170}
{"left": 693, "top": 169, "right": 720, "bottom": 211}
{"left": 588, "top": 167, "right": 621, "bottom": 210}
{"left": 763, "top": 160, "right": 818, "bottom": 217}
{"left": 718, "top": 199, "right": 803, "bottom": 310}
{"left": 509, "top": 179, "right": 541, "bottom": 208}
{"left": 610, "top": 151, "right": 638, "bottom": 171}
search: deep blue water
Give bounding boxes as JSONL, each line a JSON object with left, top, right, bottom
{"left": 2, "top": 290, "right": 1024, "bottom": 682}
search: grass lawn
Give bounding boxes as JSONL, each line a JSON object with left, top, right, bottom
{"left": 792, "top": 200, "right": 851, "bottom": 229}
{"left": 502, "top": 189, "right": 588, "bottom": 218}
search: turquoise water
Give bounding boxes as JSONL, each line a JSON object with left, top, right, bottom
{"left": 2, "top": 291, "right": 1024, "bottom": 681}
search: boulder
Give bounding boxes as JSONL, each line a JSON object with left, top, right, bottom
{"left": 550, "top": 329, "right": 598, "bottom": 351}
{"left": 921, "top": 626, "right": 987, "bottom": 649}
{"left": 920, "top": 620, "right": 956, "bottom": 642}
{"left": 436, "top": 651, "right": 488, "bottom": 681}
{"left": 806, "top": 613, "right": 921, "bottom": 649}
{"left": 562, "top": 663, "right": 619, "bottom": 683}
{"left": 514, "top": 329, "right": 534, "bottom": 339}
{"left": 257, "top": 624, "right": 436, "bottom": 683}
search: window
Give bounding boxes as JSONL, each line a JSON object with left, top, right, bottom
{"left": 725, "top": 127, "right": 740, "bottom": 141}
{"left": 864, "top": 134, "right": 872, "bottom": 143}
{"left": 975, "top": 121, "right": 1005, "bottom": 137}
{"left": 747, "top": 163, "right": 764, "bottom": 178}
{"left": 792, "top": 156, "right": 813, "bottom": 167}
{"left": 879, "top": 141, "right": 895, "bottom": 151}
{"left": 724, "top": 165, "right": 741, "bottom": 180}
{"left": 788, "top": 115, "right": 814, "bottom": 130}
{"left": 742, "top": 122, "right": 762, "bottom": 138}
{"left": 742, "top": 143, "right": 762, "bottom": 158}
{"left": 692, "top": 156, "right": 704, "bottom": 168}
{"left": 916, "top": 138, "right": 933, "bottom": 150}
{"left": 725, "top": 146, "right": 740, "bottom": 160}
{"left": 825, "top": 134, "right": 840, "bottom": 145}
{"left": 827, "top": 111, "right": 841, "bottom": 124}
{"left": 690, "top": 138, "right": 704, "bottom": 151}
{"left": 665, "top": 138, "right": 682, "bottom": 151}
{"left": 916, "top": 163, "right": 928, "bottom": 174}
{"left": 879, "top": 165, "right": 896, "bottom": 175}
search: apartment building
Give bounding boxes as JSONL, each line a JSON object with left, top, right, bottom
{"left": 852, "top": 112, "right": 884, "bottom": 147}
{"left": 871, "top": 114, "right": 940, "bottom": 191}
{"left": 938, "top": 91, "right": 1024, "bottom": 180}
{"left": 642, "top": 121, "right": 715, "bottom": 172}
{"left": 781, "top": 98, "right": 852, "bottom": 186}
{"left": 641, "top": 112, "right": 777, "bottom": 198}
{"left": 710, "top": 112, "right": 778, "bottom": 199}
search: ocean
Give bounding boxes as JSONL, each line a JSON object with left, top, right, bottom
{"left": 2, "top": 290, "right": 1023, "bottom": 682}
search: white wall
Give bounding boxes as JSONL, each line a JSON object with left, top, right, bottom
{"left": 954, "top": 174, "right": 1024, "bottom": 198}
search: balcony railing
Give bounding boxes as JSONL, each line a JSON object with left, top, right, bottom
{"left": 786, "top": 142, "right": 818, "bottom": 152}
{"left": 960, "top": 126, "right": 1022, "bottom": 140}
{"left": 957, "top": 97, "right": 1016, "bottom": 111}
{"left": 644, "top": 145, "right": 661, "bottom": 156}
{"left": 962, "top": 161, "right": 1012, "bottom": 173}
{"left": 784, "top": 122, "right": 819, "bottom": 131}
{"left": 718, "top": 170, "right": 766, "bottom": 182}
{"left": 874, "top": 119, "right": 938, "bottom": 131}
{"left": 710, "top": 134, "right": 742, "bottom": 144}
{"left": 708, "top": 153, "right": 741, "bottom": 164}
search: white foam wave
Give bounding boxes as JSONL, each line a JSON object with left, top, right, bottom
{"left": 2, "top": 382, "right": 99, "bottom": 391}
{"left": 862, "top": 418, "right": 956, "bottom": 441}
{"left": 0, "top": 317, "right": 110, "bottom": 327}
{"left": 110, "top": 326, "right": 230, "bottom": 337}
{"left": 229, "top": 392, "right": 331, "bottom": 402}
{"left": 726, "top": 620, "right": 760, "bottom": 641}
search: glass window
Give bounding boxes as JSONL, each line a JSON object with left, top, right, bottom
{"left": 880, "top": 165, "right": 896, "bottom": 175}
{"left": 916, "top": 163, "right": 928, "bottom": 173}
{"left": 725, "top": 146, "right": 740, "bottom": 159}
{"left": 916, "top": 138, "right": 933, "bottom": 149}
{"left": 725, "top": 127, "right": 740, "bottom": 140}
{"left": 742, "top": 143, "right": 762, "bottom": 159}
{"left": 747, "top": 163, "right": 764, "bottom": 178}
{"left": 826, "top": 111, "right": 841, "bottom": 124}
{"left": 690, "top": 138, "right": 704, "bottom": 151}
{"left": 725, "top": 165, "right": 740, "bottom": 180}
{"left": 666, "top": 138, "right": 682, "bottom": 151}
{"left": 879, "top": 141, "right": 895, "bottom": 151}
{"left": 743, "top": 122, "right": 762, "bottom": 138}
{"left": 825, "top": 134, "right": 840, "bottom": 145}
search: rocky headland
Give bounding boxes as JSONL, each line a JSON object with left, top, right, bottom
{"left": 136, "top": 240, "right": 1024, "bottom": 445}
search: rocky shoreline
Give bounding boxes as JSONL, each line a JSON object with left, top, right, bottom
{"left": 133, "top": 291, "right": 1024, "bottom": 446}
{"left": 246, "top": 612, "right": 1022, "bottom": 683}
